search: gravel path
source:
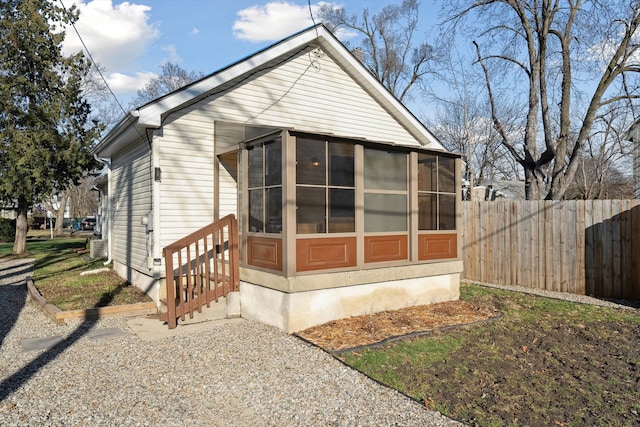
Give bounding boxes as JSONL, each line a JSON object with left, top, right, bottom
{"left": 0, "top": 258, "right": 462, "bottom": 427}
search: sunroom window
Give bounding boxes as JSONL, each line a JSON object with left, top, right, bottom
{"left": 418, "top": 153, "right": 456, "bottom": 230}
{"left": 296, "top": 138, "right": 355, "bottom": 234}
{"left": 363, "top": 148, "right": 408, "bottom": 232}
{"left": 247, "top": 137, "right": 282, "bottom": 233}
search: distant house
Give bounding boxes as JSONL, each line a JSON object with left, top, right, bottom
{"left": 471, "top": 180, "right": 526, "bottom": 201}
{"left": 0, "top": 203, "right": 16, "bottom": 220}
{"left": 92, "top": 25, "right": 463, "bottom": 332}
{"left": 623, "top": 120, "right": 640, "bottom": 199}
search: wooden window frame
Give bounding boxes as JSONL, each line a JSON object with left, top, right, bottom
{"left": 242, "top": 131, "right": 285, "bottom": 273}
{"left": 241, "top": 130, "right": 460, "bottom": 274}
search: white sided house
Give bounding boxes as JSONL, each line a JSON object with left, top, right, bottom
{"left": 93, "top": 25, "right": 463, "bottom": 332}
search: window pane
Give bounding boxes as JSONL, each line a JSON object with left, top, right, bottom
{"left": 364, "top": 149, "right": 407, "bottom": 190}
{"left": 248, "top": 145, "right": 263, "bottom": 188}
{"left": 328, "top": 188, "right": 354, "bottom": 233}
{"left": 418, "top": 193, "right": 437, "bottom": 230}
{"left": 248, "top": 189, "right": 263, "bottom": 232}
{"left": 265, "top": 187, "right": 282, "bottom": 233}
{"left": 439, "top": 157, "right": 456, "bottom": 193}
{"left": 329, "top": 142, "right": 354, "bottom": 187}
{"left": 296, "top": 187, "right": 326, "bottom": 233}
{"left": 296, "top": 138, "right": 326, "bottom": 185}
{"left": 439, "top": 194, "right": 456, "bottom": 230}
{"left": 265, "top": 138, "right": 281, "bottom": 186}
{"left": 418, "top": 153, "right": 437, "bottom": 192}
{"left": 364, "top": 194, "right": 407, "bottom": 232}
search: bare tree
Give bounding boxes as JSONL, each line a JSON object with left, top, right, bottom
{"left": 567, "top": 106, "right": 634, "bottom": 198}
{"left": 443, "top": 0, "right": 640, "bottom": 200}
{"left": 83, "top": 62, "right": 125, "bottom": 134}
{"left": 67, "top": 176, "right": 99, "bottom": 219}
{"left": 423, "top": 47, "right": 523, "bottom": 196}
{"left": 128, "top": 62, "right": 204, "bottom": 109}
{"left": 318, "top": 0, "right": 434, "bottom": 102}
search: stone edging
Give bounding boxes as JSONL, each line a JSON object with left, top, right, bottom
{"left": 26, "top": 277, "right": 158, "bottom": 325}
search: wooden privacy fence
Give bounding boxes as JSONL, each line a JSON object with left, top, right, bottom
{"left": 461, "top": 200, "right": 640, "bottom": 300}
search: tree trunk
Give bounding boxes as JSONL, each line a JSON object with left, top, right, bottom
{"left": 524, "top": 167, "right": 543, "bottom": 200}
{"left": 13, "top": 195, "right": 28, "bottom": 255}
{"left": 54, "top": 193, "right": 68, "bottom": 236}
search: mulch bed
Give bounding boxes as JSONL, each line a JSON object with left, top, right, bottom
{"left": 296, "top": 300, "right": 501, "bottom": 352}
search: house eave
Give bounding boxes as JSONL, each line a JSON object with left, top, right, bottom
{"left": 92, "top": 111, "right": 148, "bottom": 158}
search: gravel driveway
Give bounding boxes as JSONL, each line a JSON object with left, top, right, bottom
{"left": 0, "top": 258, "right": 462, "bottom": 427}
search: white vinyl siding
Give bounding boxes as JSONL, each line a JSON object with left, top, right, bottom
{"left": 181, "top": 48, "right": 423, "bottom": 148}
{"left": 154, "top": 47, "right": 426, "bottom": 251}
{"left": 218, "top": 152, "right": 238, "bottom": 218}
{"left": 111, "top": 139, "right": 151, "bottom": 271}
{"left": 156, "top": 115, "right": 215, "bottom": 248}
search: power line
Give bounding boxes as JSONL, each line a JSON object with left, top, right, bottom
{"left": 58, "top": 0, "right": 128, "bottom": 119}
{"left": 308, "top": 0, "right": 320, "bottom": 40}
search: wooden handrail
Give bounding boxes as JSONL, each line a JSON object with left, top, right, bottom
{"left": 162, "top": 214, "right": 239, "bottom": 329}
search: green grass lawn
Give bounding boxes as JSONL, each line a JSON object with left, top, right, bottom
{"left": 0, "top": 232, "right": 152, "bottom": 310}
{"left": 341, "top": 283, "right": 640, "bottom": 427}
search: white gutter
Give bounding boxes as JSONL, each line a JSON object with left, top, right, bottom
{"left": 93, "top": 154, "right": 113, "bottom": 265}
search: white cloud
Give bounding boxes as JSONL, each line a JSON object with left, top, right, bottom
{"left": 62, "top": 0, "right": 160, "bottom": 72}
{"left": 233, "top": 1, "right": 341, "bottom": 42}
{"left": 106, "top": 71, "right": 157, "bottom": 95}
{"left": 190, "top": 27, "right": 200, "bottom": 35}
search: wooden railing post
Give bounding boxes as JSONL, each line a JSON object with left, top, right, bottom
{"left": 163, "top": 246, "right": 177, "bottom": 329}
{"left": 230, "top": 215, "right": 240, "bottom": 291}
{"left": 161, "top": 214, "right": 240, "bottom": 329}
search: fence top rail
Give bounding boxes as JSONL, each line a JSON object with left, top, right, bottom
{"left": 163, "top": 214, "right": 236, "bottom": 255}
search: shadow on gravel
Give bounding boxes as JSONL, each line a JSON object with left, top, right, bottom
{"left": 0, "top": 262, "right": 33, "bottom": 278}
{"left": 0, "top": 274, "right": 123, "bottom": 402}
{"left": 0, "top": 259, "right": 33, "bottom": 349}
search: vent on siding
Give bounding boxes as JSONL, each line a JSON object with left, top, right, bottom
{"left": 90, "top": 239, "right": 106, "bottom": 259}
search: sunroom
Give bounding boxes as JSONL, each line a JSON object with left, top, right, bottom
{"left": 226, "top": 127, "right": 462, "bottom": 332}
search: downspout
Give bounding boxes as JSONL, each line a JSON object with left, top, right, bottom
{"left": 150, "top": 127, "right": 163, "bottom": 304}
{"left": 93, "top": 154, "right": 113, "bottom": 265}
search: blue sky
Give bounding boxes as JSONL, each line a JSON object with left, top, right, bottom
{"left": 60, "top": 0, "right": 441, "bottom": 107}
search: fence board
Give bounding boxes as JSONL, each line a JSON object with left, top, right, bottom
{"left": 510, "top": 202, "right": 518, "bottom": 286}
{"left": 461, "top": 200, "right": 639, "bottom": 300}
{"left": 584, "top": 200, "right": 595, "bottom": 296}
{"left": 575, "top": 201, "right": 586, "bottom": 294}
{"left": 632, "top": 204, "right": 640, "bottom": 299}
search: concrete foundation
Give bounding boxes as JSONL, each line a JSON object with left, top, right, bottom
{"left": 117, "top": 259, "right": 462, "bottom": 333}
{"left": 240, "top": 272, "right": 460, "bottom": 333}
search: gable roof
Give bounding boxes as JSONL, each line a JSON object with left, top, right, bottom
{"left": 93, "top": 24, "right": 444, "bottom": 158}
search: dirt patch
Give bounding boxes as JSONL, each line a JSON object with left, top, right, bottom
{"left": 296, "top": 300, "right": 501, "bottom": 352}
{"left": 317, "top": 285, "right": 640, "bottom": 427}
{"left": 421, "top": 318, "right": 640, "bottom": 426}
